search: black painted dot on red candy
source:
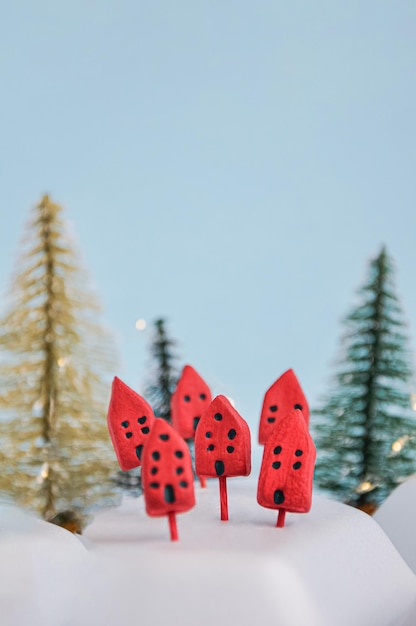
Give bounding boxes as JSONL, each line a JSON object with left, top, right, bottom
{"left": 295, "top": 449, "right": 303, "bottom": 456}
{"left": 274, "top": 446, "right": 282, "bottom": 454}
{"left": 159, "top": 434, "right": 169, "bottom": 441}
{"left": 269, "top": 405, "right": 278, "bottom": 412}
{"left": 274, "top": 489, "right": 285, "bottom": 504}
{"left": 152, "top": 451, "right": 160, "bottom": 461}
{"left": 125, "top": 432, "right": 133, "bottom": 439}
{"left": 176, "top": 467, "right": 184, "bottom": 475}
{"left": 141, "top": 427, "right": 150, "bottom": 434}
{"left": 151, "top": 467, "right": 158, "bottom": 475}
{"left": 121, "top": 421, "right": 129, "bottom": 428}
{"left": 272, "top": 461, "right": 281, "bottom": 469}
{"left": 200, "top": 393, "right": 207, "bottom": 400}
{"left": 150, "top": 482, "right": 160, "bottom": 489}
{"left": 294, "top": 404, "right": 303, "bottom": 410}
{"left": 175, "top": 450, "right": 184, "bottom": 459}
{"left": 138, "top": 416, "right": 147, "bottom": 424}
{"left": 184, "top": 395, "right": 191, "bottom": 402}
{"left": 214, "top": 413, "right": 223, "bottom": 421}
{"left": 207, "top": 444, "right": 214, "bottom": 451}
{"left": 226, "top": 446, "right": 234, "bottom": 453}
{"left": 293, "top": 462, "right": 302, "bottom": 470}
{"left": 179, "top": 481, "right": 188, "bottom": 488}
{"left": 164, "top": 485, "right": 175, "bottom": 503}
{"left": 267, "top": 417, "right": 276, "bottom": 423}
{"left": 205, "top": 431, "right": 212, "bottom": 438}
{"left": 215, "top": 460, "right": 225, "bottom": 476}
{"left": 228, "top": 429, "right": 237, "bottom": 440}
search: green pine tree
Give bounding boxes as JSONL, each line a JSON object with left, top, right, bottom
{"left": 0, "top": 195, "right": 120, "bottom": 524}
{"left": 314, "top": 246, "right": 416, "bottom": 510}
{"left": 144, "top": 318, "right": 179, "bottom": 422}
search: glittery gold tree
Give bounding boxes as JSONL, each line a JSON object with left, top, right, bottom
{"left": 0, "top": 195, "right": 120, "bottom": 523}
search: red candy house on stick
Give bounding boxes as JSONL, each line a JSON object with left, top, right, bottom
{"left": 171, "top": 365, "right": 212, "bottom": 487}
{"left": 142, "top": 418, "right": 195, "bottom": 541}
{"left": 257, "top": 408, "right": 316, "bottom": 528}
{"left": 258, "top": 369, "right": 309, "bottom": 445}
{"left": 107, "top": 376, "right": 156, "bottom": 470}
{"left": 195, "top": 395, "right": 251, "bottom": 521}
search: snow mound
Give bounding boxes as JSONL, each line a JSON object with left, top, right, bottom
{"left": 80, "top": 480, "right": 416, "bottom": 626}
{"left": 0, "top": 503, "right": 88, "bottom": 626}
{"left": 374, "top": 474, "right": 416, "bottom": 574}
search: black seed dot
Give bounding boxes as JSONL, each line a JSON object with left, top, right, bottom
{"left": 270, "top": 405, "right": 278, "bottom": 412}
{"left": 164, "top": 484, "right": 175, "bottom": 504}
{"left": 138, "top": 416, "right": 147, "bottom": 424}
{"left": 293, "top": 462, "right": 302, "bottom": 470}
{"left": 228, "top": 429, "right": 237, "bottom": 440}
{"left": 176, "top": 467, "right": 184, "bottom": 475}
{"left": 214, "top": 413, "right": 223, "bottom": 421}
{"left": 141, "top": 426, "right": 150, "bottom": 434}
{"left": 294, "top": 404, "right": 303, "bottom": 410}
{"left": 215, "top": 460, "right": 225, "bottom": 476}
{"left": 184, "top": 395, "right": 191, "bottom": 402}
{"left": 267, "top": 417, "right": 276, "bottom": 424}
{"left": 150, "top": 482, "right": 159, "bottom": 489}
{"left": 175, "top": 450, "right": 184, "bottom": 459}
{"left": 135, "top": 445, "right": 143, "bottom": 461}
{"left": 207, "top": 444, "right": 214, "bottom": 451}
{"left": 295, "top": 449, "right": 303, "bottom": 457}
{"left": 272, "top": 461, "right": 281, "bottom": 469}
{"left": 274, "top": 446, "right": 282, "bottom": 455}
{"left": 150, "top": 467, "right": 158, "bottom": 475}
{"left": 274, "top": 489, "right": 285, "bottom": 505}
{"left": 193, "top": 417, "right": 200, "bottom": 431}
{"left": 226, "top": 446, "right": 234, "bottom": 453}
{"left": 125, "top": 432, "right": 133, "bottom": 439}
{"left": 152, "top": 451, "right": 160, "bottom": 461}
{"left": 205, "top": 431, "right": 212, "bottom": 438}
{"left": 121, "top": 421, "right": 129, "bottom": 428}
{"left": 200, "top": 393, "right": 207, "bottom": 400}
{"left": 159, "top": 434, "right": 169, "bottom": 441}
{"left": 179, "top": 481, "right": 188, "bottom": 488}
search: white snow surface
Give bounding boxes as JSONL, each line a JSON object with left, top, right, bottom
{"left": 374, "top": 474, "right": 416, "bottom": 575}
{"left": 2, "top": 480, "right": 416, "bottom": 626}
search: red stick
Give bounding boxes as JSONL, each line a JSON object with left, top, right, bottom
{"left": 219, "top": 476, "right": 228, "bottom": 521}
{"left": 199, "top": 475, "right": 207, "bottom": 488}
{"left": 276, "top": 509, "right": 286, "bottom": 528}
{"left": 168, "top": 511, "right": 178, "bottom": 541}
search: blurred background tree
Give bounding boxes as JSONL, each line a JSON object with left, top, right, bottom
{"left": 314, "top": 246, "right": 416, "bottom": 512}
{"left": 144, "top": 318, "right": 180, "bottom": 423}
{"left": 0, "top": 195, "right": 120, "bottom": 525}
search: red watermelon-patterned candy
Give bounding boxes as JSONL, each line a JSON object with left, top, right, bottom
{"left": 171, "top": 365, "right": 212, "bottom": 487}
{"left": 257, "top": 408, "right": 316, "bottom": 528}
{"left": 107, "top": 376, "right": 155, "bottom": 470}
{"left": 171, "top": 365, "right": 212, "bottom": 439}
{"left": 142, "top": 418, "right": 195, "bottom": 541}
{"left": 258, "top": 369, "right": 309, "bottom": 445}
{"left": 195, "top": 395, "right": 251, "bottom": 521}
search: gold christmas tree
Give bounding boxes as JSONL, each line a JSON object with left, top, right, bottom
{"left": 0, "top": 195, "right": 120, "bottom": 523}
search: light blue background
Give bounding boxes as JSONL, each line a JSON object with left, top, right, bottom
{"left": 1, "top": 2, "right": 415, "bottom": 467}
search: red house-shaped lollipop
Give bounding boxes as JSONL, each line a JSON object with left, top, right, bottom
{"left": 257, "top": 408, "right": 316, "bottom": 527}
{"left": 195, "top": 395, "right": 251, "bottom": 520}
{"left": 258, "top": 369, "right": 309, "bottom": 445}
{"left": 107, "top": 376, "right": 156, "bottom": 470}
{"left": 142, "top": 418, "right": 195, "bottom": 540}
{"left": 171, "top": 365, "right": 212, "bottom": 440}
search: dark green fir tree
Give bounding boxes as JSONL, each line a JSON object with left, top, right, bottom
{"left": 314, "top": 246, "right": 416, "bottom": 511}
{"left": 144, "top": 318, "right": 179, "bottom": 422}
{"left": 0, "top": 195, "right": 120, "bottom": 525}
